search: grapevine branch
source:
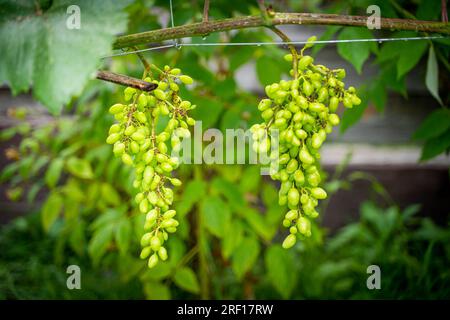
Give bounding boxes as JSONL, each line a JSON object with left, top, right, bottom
{"left": 96, "top": 70, "right": 157, "bottom": 91}
{"left": 113, "top": 12, "right": 450, "bottom": 49}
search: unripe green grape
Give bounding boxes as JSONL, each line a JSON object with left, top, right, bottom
{"left": 343, "top": 96, "right": 353, "bottom": 108}
{"left": 106, "top": 133, "right": 121, "bottom": 144}
{"left": 140, "top": 232, "right": 152, "bottom": 247}
{"left": 302, "top": 80, "right": 313, "bottom": 96}
{"left": 299, "top": 146, "right": 314, "bottom": 165}
{"left": 279, "top": 195, "right": 287, "bottom": 206}
{"left": 307, "top": 172, "right": 321, "bottom": 187}
{"left": 130, "top": 131, "right": 144, "bottom": 141}
{"left": 140, "top": 246, "right": 152, "bottom": 259}
{"left": 179, "top": 75, "right": 193, "bottom": 85}
{"left": 170, "top": 68, "right": 181, "bottom": 75}
{"left": 109, "top": 103, "right": 125, "bottom": 114}
{"left": 146, "top": 209, "right": 158, "bottom": 222}
{"left": 309, "top": 102, "right": 324, "bottom": 113}
{"left": 148, "top": 253, "right": 159, "bottom": 268}
{"left": 153, "top": 89, "right": 166, "bottom": 100}
{"left": 298, "top": 55, "right": 313, "bottom": 70}
{"left": 287, "top": 188, "right": 300, "bottom": 206}
{"left": 284, "top": 53, "right": 293, "bottom": 62}
{"left": 286, "top": 158, "right": 299, "bottom": 174}
{"left": 311, "top": 187, "right": 327, "bottom": 199}
{"left": 150, "top": 236, "right": 161, "bottom": 251}
{"left": 109, "top": 124, "right": 121, "bottom": 134}
{"left": 158, "top": 246, "right": 168, "bottom": 261}
{"left": 121, "top": 153, "right": 133, "bottom": 165}
{"left": 311, "top": 133, "right": 323, "bottom": 149}
{"left": 285, "top": 209, "right": 298, "bottom": 220}
{"left": 297, "top": 216, "right": 311, "bottom": 235}
{"left": 282, "top": 234, "right": 297, "bottom": 249}
{"left": 351, "top": 95, "right": 361, "bottom": 105}
{"left": 329, "top": 113, "right": 340, "bottom": 126}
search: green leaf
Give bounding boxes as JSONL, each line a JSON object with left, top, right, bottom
{"left": 201, "top": 196, "right": 231, "bottom": 238}
{"left": 69, "top": 220, "right": 86, "bottom": 256}
{"left": 144, "top": 281, "right": 171, "bottom": 300}
{"left": 231, "top": 236, "right": 260, "bottom": 280}
{"left": 420, "top": 128, "right": 450, "bottom": 161}
{"left": 370, "top": 80, "right": 386, "bottom": 112}
{"left": 337, "top": 28, "right": 374, "bottom": 74}
{"left": 256, "top": 55, "right": 283, "bottom": 86}
{"left": 425, "top": 46, "right": 443, "bottom": 105}
{"left": 396, "top": 41, "right": 428, "bottom": 79}
{"left": 115, "top": 218, "right": 131, "bottom": 255}
{"left": 243, "top": 207, "right": 274, "bottom": 241}
{"left": 211, "top": 177, "right": 245, "bottom": 212}
{"left": 265, "top": 246, "right": 296, "bottom": 298}
{"left": 190, "top": 96, "right": 223, "bottom": 129}
{"left": 176, "top": 180, "right": 206, "bottom": 217}
{"left": 173, "top": 267, "right": 200, "bottom": 294}
{"left": 413, "top": 109, "right": 450, "bottom": 140}
{"left": 100, "top": 182, "right": 121, "bottom": 206}
{"left": 312, "top": 26, "right": 342, "bottom": 55}
{"left": 0, "top": 0, "right": 132, "bottom": 113}
{"left": 66, "top": 157, "right": 94, "bottom": 179}
{"left": 88, "top": 224, "right": 114, "bottom": 265}
{"left": 45, "top": 158, "right": 64, "bottom": 188}
{"left": 239, "top": 166, "right": 261, "bottom": 193}
{"left": 41, "top": 191, "right": 63, "bottom": 232}
{"left": 222, "top": 220, "right": 244, "bottom": 259}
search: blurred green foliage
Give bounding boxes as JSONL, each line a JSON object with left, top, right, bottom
{"left": 0, "top": 0, "right": 449, "bottom": 299}
{"left": 1, "top": 201, "right": 449, "bottom": 299}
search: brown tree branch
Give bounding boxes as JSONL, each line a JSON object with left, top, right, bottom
{"left": 203, "top": 0, "right": 210, "bottom": 23}
{"left": 96, "top": 70, "right": 157, "bottom": 91}
{"left": 113, "top": 12, "right": 450, "bottom": 49}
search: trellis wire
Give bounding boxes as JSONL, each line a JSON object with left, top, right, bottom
{"left": 103, "top": 35, "right": 447, "bottom": 58}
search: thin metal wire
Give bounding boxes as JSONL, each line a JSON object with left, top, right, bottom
{"left": 102, "top": 35, "right": 446, "bottom": 58}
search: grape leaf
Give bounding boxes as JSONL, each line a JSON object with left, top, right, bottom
{"left": 115, "top": 218, "right": 131, "bottom": 255}
{"left": 66, "top": 157, "right": 94, "bottom": 179}
{"left": 256, "top": 55, "right": 283, "bottom": 86}
{"left": 265, "top": 246, "right": 297, "bottom": 298}
{"left": 0, "top": 0, "right": 131, "bottom": 114}
{"left": 173, "top": 267, "right": 200, "bottom": 294}
{"left": 41, "top": 191, "right": 63, "bottom": 232}
{"left": 144, "top": 281, "right": 171, "bottom": 300}
{"left": 425, "top": 46, "right": 443, "bottom": 106}
{"left": 413, "top": 109, "right": 450, "bottom": 140}
{"left": 45, "top": 158, "right": 64, "bottom": 188}
{"left": 420, "top": 128, "right": 450, "bottom": 161}
{"left": 201, "top": 196, "right": 231, "bottom": 238}
{"left": 231, "top": 236, "right": 260, "bottom": 280}
{"left": 337, "top": 27, "right": 375, "bottom": 74}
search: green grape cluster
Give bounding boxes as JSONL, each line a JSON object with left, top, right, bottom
{"left": 106, "top": 65, "right": 196, "bottom": 268}
{"left": 251, "top": 37, "right": 361, "bottom": 249}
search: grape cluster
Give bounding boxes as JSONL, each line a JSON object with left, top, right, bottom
{"left": 106, "top": 65, "right": 196, "bottom": 268}
{"left": 251, "top": 37, "right": 361, "bottom": 249}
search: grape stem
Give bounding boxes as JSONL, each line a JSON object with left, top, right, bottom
{"left": 96, "top": 70, "right": 156, "bottom": 92}
{"left": 269, "top": 26, "right": 299, "bottom": 79}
